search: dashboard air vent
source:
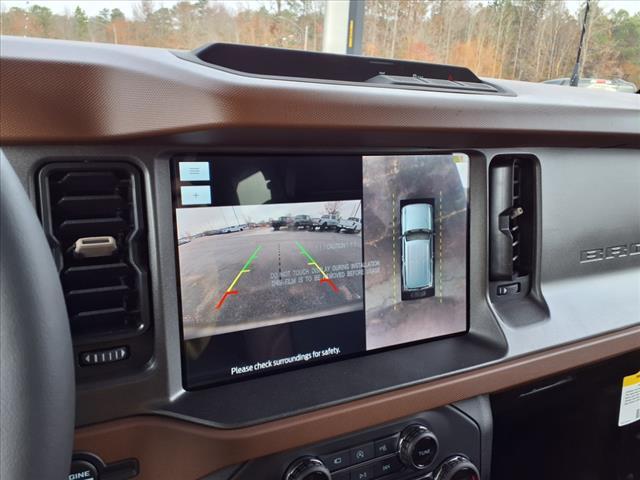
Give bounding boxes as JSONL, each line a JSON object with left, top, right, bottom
{"left": 489, "top": 157, "right": 536, "bottom": 282}
{"left": 38, "top": 162, "right": 150, "bottom": 344}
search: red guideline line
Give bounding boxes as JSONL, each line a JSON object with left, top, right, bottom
{"left": 320, "top": 278, "right": 339, "bottom": 293}
{"left": 215, "top": 290, "right": 238, "bottom": 310}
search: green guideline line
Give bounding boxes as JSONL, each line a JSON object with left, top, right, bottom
{"left": 295, "top": 241, "right": 314, "bottom": 263}
{"left": 242, "top": 245, "right": 262, "bottom": 271}
{"left": 295, "top": 241, "right": 329, "bottom": 278}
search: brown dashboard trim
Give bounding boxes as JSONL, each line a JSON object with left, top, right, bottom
{"left": 74, "top": 325, "right": 640, "bottom": 480}
{"left": 1, "top": 37, "right": 639, "bottom": 147}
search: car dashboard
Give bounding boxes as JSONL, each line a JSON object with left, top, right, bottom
{"left": 1, "top": 36, "right": 639, "bottom": 480}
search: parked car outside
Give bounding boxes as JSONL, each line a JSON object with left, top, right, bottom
{"left": 293, "top": 214, "right": 313, "bottom": 229}
{"left": 310, "top": 217, "right": 321, "bottom": 231}
{"left": 542, "top": 77, "right": 637, "bottom": 93}
{"left": 272, "top": 216, "right": 294, "bottom": 231}
{"left": 338, "top": 217, "right": 362, "bottom": 233}
{"left": 318, "top": 214, "right": 340, "bottom": 231}
{"left": 221, "top": 225, "right": 244, "bottom": 233}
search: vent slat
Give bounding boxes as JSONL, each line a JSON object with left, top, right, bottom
{"left": 58, "top": 217, "right": 128, "bottom": 243}
{"left": 55, "top": 194, "right": 125, "bottom": 219}
{"left": 66, "top": 285, "right": 130, "bottom": 314}
{"left": 54, "top": 171, "right": 120, "bottom": 195}
{"left": 71, "top": 307, "right": 132, "bottom": 337}
{"left": 63, "top": 263, "right": 129, "bottom": 289}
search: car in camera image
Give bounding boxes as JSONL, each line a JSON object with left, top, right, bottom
{"left": 318, "top": 214, "right": 341, "bottom": 231}
{"left": 293, "top": 214, "right": 313, "bottom": 229}
{"left": 401, "top": 202, "right": 435, "bottom": 300}
{"left": 272, "top": 216, "right": 294, "bottom": 230}
{"left": 338, "top": 217, "right": 362, "bottom": 233}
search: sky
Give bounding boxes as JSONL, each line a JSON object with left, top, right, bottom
{"left": 2, "top": 0, "right": 640, "bottom": 17}
{"left": 176, "top": 200, "right": 361, "bottom": 237}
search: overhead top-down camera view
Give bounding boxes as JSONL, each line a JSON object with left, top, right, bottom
{"left": 0, "top": 0, "right": 638, "bottom": 479}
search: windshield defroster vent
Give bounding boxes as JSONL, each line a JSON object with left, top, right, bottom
{"left": 38, "top": 162, "right": 151, "bottom": 345}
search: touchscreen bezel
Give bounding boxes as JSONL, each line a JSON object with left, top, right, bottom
{"left": 171, "top": 154, "right": 471, "bottom": 390}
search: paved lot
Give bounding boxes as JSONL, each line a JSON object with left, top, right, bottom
{"left": 179, "top": 228, "right": 364, "bottom": 339}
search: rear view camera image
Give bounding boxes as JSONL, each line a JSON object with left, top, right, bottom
{"left": 363, "top": 154, "right": 469, "bottom": 350}
{"left": 177, "top": 200, "right": 364, "bottom": 340}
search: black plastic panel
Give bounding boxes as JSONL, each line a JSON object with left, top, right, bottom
{"left": 492, "top": 350, "right": 640, "bottom": 480}
{"left": 180, "top": 44, "right": 510, "bottom": 96}
{"left": 194, "top": 43, "right": 482, "bottom": 84}
{"left": 230, "top": 405, "right": 482, "bottom": 480}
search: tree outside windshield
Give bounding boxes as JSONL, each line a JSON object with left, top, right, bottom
{"left": 1, "top": 0, "right": 638, "bottom": 88}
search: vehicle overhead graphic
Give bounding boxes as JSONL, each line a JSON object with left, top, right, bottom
{"left": 1, "top": 1, "right": 638, "bottom": 480}
{"left": 401, "top": 202, "right": 435, "bottom": 300}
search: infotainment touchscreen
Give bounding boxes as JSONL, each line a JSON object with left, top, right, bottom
{"left": 172, "top": 154, "right": 469, "bottom": 388}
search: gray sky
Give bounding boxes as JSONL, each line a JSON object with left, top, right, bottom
{"left": 176, "top": 200, "right": 361, "bottom": 237}
{"left": 2, "top": 0, "right": 640, "bottom": 17}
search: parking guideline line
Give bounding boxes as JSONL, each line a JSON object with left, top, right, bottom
{"left": 439, "top": 191, "right": 443, "bottom": 304}
{"left": 295, "top": 241, "right": 329, "bottom": 278}
{"left": 228, "top": 245, "right": 262, "bottom": 291}
{"left": 392, "top": 192, "right": 397, "bottom": 310}
{"left": 295, "top": 241, "right": 338, "bottom": 292}
{"left": 215, "top": 245, "right": 262, "bottom": 309}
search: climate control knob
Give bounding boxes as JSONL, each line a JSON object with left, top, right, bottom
{"left": 433, "top": 456, "right": 480, "bottom": 480}
{"left": 398, "top": 424, "right": 439, "bottom": 469}
{"left": 284, "top": 457, "right": 331, "bottom": 480}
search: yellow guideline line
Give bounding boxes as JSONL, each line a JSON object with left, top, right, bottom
{"left": 296, "top": 241, "right": 329, "bottom": 278}
{"left": 226, "top": 245, "right": 261, "bottom": 292}
{"left": 227, "top": 269, "right": 250, "bottom": 292}
{"left": 439, "top": 191, "right": 443, "bottom": 304}
{"left": 392, "top": 192, "right": 398, "bottom": 310}
{"left": 307, "top": 261, "right": 329, "bottom": 279}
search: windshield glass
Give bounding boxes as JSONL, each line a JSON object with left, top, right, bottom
{"left": 1, "top": 0, "right": 638, "bottom": 91}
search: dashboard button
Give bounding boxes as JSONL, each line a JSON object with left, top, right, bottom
{"left": 374, "top": 436, "right": 398, "bottom": 457}
{"left": 433, "top": 456, "right": 480, "bottom": 480}
{"left": 497, "top": 282, "right": 520, "bottom": 296}
{"left": 350, "top": 465, "right": 374, "bottom": 480}
{"left": 284, "top": 457, "right": 330, "bottom": 480}
{"left": 374, "top": 456, "right": 402, "bottom": 477}
{"left": 322, "top": 450, "right": 350, "bottom": 471}
{"left": 79, "top": 346, "right": 128, "bottom": 366}
{"left": 399, "top": 425, "right": 439, "bottom": 469}
{"left": 350, "top": 443, "right": 374, "bottom": 464}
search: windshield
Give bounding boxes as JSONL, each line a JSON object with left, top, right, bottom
{"left": 1, "top": 0, "right": 638, "bottom": 92}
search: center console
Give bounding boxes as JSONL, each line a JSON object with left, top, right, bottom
{"left": 227, "top": 401, "right": 488, "bottom": 480}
